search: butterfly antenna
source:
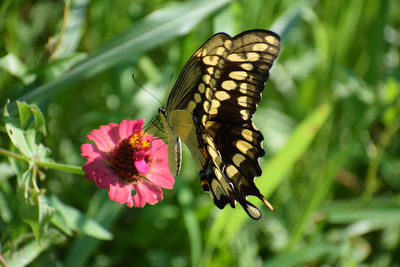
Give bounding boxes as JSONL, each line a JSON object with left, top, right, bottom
{"left": 132, "top": 73, "right": 163, "bottom": 105}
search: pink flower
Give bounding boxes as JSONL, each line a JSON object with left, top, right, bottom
{"left": 81, "top": 119, "right": 174, "bottom": 207}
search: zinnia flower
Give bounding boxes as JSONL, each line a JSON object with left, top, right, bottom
{"left": 81, "top": 119, "right": 174, "bottom": 207}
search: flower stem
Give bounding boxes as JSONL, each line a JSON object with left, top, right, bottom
{"left": 36, "top": 160, "right": 84, "bottom": 175}
{"left": 0, "top": 147, "right": 25, "bottom": 161}
{"left": 0, "top": 253, "right": 8, "bottom": 267}
{"left": 0, "top": 148, "right": 84, "bottom": 175}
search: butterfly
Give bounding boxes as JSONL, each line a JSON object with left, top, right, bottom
{"left": 158, "top": 29, "right": 281, "bottom": 219}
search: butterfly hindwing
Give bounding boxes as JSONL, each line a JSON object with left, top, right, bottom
{"left": 160, "top": 30, "right": 280, "bottom": 219}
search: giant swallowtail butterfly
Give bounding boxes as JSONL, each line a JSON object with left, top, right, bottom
{"left": 159, "top": 29, "right": 281, "bottom": 219}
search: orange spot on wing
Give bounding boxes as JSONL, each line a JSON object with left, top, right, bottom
{"left": 201, "top": 147, "right": 208, "bottom": 159}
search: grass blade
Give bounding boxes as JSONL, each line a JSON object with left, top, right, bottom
{"left": 8, "top": 0, "right": 232, "bottom": 111}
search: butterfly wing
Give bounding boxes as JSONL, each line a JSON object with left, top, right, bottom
{"left": 160, "top": 30, "right": 280, "bottom": 219}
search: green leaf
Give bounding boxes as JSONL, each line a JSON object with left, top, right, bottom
{"left": 3, "top": 101, "right": 47, "bottom": 159}
{"left": 53, "top": 0, "right": 89, "bottom": 57}
{"left": 3, "top": 228, "right": 66, "bottom": 267}
{"left": 25, "top": 128, "right": 51, "bottom": 162}
{"left": 65, "top": 190, "right": 124, "bottom": 267}
{"left": 16, "top": 101, "right": 46, "bottom": 135}
{"left": 0, "top": 53, "right": 36, "bottom": 84}
{"left": 264, "top": 242, "right": 338, "bottom": 267}
{"left": 175, "top": 178, "right": 202, "bottom": 267}
{"left": 325, "top": 207, "right": 400, "bottom": 223}
{"left": 259, "top": 103, "right": 332, "bottom": 194}
{"left": 4, "top": 116, "right": 34, "bottom": 158}
{"left": 286, "top": 151, "right": 349, "bottom": 249}
{"left": 0, "top": 165, "right": 13, "bottom": 222}
{"left": 51, "top": 211, "right": 73, "bottom": 236}
{"left": 35, "top": 53, "right": 87, "bottom": 81}
{"left": 49, "top": 195, "right": 113, "bottom": 240}
{"left": 17, "top": 101, "right": 31, "bottom": 129}
{"left": 17, "top": 186, "right": 54, "bottom": 242}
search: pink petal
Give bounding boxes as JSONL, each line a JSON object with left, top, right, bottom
{"left": 104, "top": 123, "right": 120, "bottom": 146}
{"left": 118, "top": 120, "right": 136, "bottom": 140}
{"left": 83, "top": 158, "right": 117, "bottom": 189}
{"left": 88, "top": 123, "right": 119, "bottom": 152}
{"left": 133, "top": 118, "right": 145, "bottom": 133}
{"left": 108, "top": 179, "right": 134, "bottom": 207}
{"left": 80, "top": 143, "right": 104, "bottom": 160}
{"left": 135, "top": 159, "right": 149, "bottom": 174}
{"left": 145, "top": 139, "right": 174, "bottom": 188}
{"left": 149, "top": 139, "right": 168, "bottom": 159}
{"left": 118, "top": 119, "right": 145, "bottom": 140}
{"left": 132, "top": 179, "right": 163, "bottom": 207}
{"left": 147, "top": 165, "right": 175, "bottom": 189}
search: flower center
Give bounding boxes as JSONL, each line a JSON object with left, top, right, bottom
{"left": 110, "top": 131, "right": 151, "bottom": 182}
{"left": 129, "top": 130, "right": 150, "bottom": 150}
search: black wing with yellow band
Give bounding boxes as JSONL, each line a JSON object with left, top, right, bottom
{"left": 159, "top": 29, "right": 281, "bottom": 219}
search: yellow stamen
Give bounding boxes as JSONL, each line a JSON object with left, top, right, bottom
{"left": 129, "top": 131, "right": 150, "bottom": 149}
{"left": 129, "top": 134, "right": 138, "bottom": 146}
{"left": 142, "top": 140, "right": 150, "bottom": 148}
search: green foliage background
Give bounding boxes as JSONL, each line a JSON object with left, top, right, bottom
{"left": 1, "top": 0, "right": 400, "bottom": 266}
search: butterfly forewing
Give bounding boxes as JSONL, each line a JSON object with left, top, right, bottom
{"left": 160, "top": 30, "right": 280, "bottom": 219}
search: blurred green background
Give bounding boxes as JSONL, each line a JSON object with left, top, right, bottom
{"left": 1, "top": 0, "right": 400, "bottom": 266}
